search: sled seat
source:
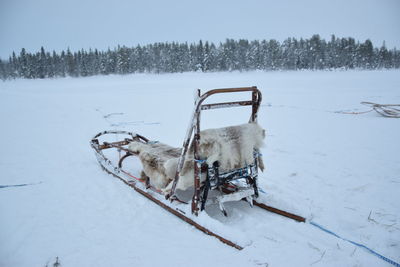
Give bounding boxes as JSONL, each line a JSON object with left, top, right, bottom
{"left": 129, "top": 123, "right": 265, "bottom": 194}
{"left": 128, "top": 141, "right": 182, "bottom": 190}
{"left": 193, "top": 122, "right": 265, "bottom": 172}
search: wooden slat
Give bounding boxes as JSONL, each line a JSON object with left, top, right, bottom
{"left": 253, "top": 201, "right": 306, "bottom": 222}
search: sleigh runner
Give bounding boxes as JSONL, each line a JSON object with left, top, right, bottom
{"left": 91, "top": 86, "right": 305, "bottom": 249}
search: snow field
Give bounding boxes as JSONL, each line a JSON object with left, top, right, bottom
{"left": 0, "top": 70, "right": 399, "bottom": 266}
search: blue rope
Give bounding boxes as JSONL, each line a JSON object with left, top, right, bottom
{"left": 310, "top": 221, "right": 400, "bottom": 267}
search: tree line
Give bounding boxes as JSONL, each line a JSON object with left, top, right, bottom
{"left": 1, "top": 35, "right": 399, "bottom": 80}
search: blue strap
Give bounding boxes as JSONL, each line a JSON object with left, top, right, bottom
{"left": 310, "top": 221, "right": 400, "bottom": 267}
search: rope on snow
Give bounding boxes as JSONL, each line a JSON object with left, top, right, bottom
{"left": 337, "top": 102, "right": 400, "bottom": 118}
{"left": 309, "top": 221, "right": 400, "bottom": 267}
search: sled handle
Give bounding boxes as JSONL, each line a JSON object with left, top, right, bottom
{"left": 196, "top": 86, "right": 262, "bottom": 119}
{"left": 197, "top": 86, "right": 262, "bottom": 123}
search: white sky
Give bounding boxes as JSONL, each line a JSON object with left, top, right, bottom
{"left": 0, "top": 0, "right": 399, "bottom": 59}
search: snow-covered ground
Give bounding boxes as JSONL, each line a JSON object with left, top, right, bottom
{"left": 0, "top": 70, "right": 399, "bottom": 267}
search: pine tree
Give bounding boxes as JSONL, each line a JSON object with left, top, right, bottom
{"left": 116, "top": 45, "right": 129, "bottom": 74}
{"left": 378, "top": 41, "right": 390, "bottom": 68}
{"left": 18, "top": 48, "right": 29, "bottom": 78}
{"left": 36, "top": 46, "right": 47, "bottom": 78}
{"left": 0, "top": 59, "right": 6, "bottom": 80}
{"left": 66, "top": 48, "right": 76, "bottom": 76}
{"left": 195, "top": 40, "right": 205, "bottom": 71}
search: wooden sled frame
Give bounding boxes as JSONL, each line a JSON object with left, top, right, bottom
{"left": 90, "top": 86, "right": 305, "bottom": 250}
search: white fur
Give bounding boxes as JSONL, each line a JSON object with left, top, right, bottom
{"left": 128, "top": 142, "right": 181, "bottom": 190}
{"left": 129, "top": 123, "right": 265, "bottom": 194}
{"left": 196, "top": 122, "right": 265, "bottom": 172}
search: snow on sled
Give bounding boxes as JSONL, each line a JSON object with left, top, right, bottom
{"left": 91, "top": 86, "right": 305, "bottom": 249}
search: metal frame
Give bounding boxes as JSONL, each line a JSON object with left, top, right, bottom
{"left": 168, "top": 86, "right": 262, "bottom": 215}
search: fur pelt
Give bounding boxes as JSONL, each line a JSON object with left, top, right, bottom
{"left": 128, "top": 123, "right": 265, "bottom": 193}
{"left": 194, "top": 122, "right": 265, "bottom": 172}
{"left": 128, "top": 142, "right": 182, "bottom": 190}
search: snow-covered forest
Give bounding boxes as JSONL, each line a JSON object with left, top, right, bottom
{"left": 1, "top": 35, "right": 399, "bottom": 80}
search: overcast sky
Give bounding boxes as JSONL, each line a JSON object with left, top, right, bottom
{"left": 0, "top": 0, "right": 399, "bottom": 58}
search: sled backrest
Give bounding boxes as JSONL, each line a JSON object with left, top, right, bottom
{"left": 169, "top": 86, "right": 262, "bottom": 214}
{"left": 196, "top": 87, "right": 262, "bottom": 122}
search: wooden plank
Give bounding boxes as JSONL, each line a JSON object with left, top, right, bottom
{"left": 253, "top": 201, "right": 306, "bottom": 222}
